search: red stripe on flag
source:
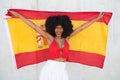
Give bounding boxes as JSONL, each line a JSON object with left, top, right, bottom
{"left": 68, "top": 50, "right": 105, "bottom": 68}
{"left": 7, "top": 9, "right": 112, "bottom": 25}
{"left": 15, "top": 49, "right": 104, "bottom": 68}
{"left": 15, "top": 49, "right": 49, "bottom": 69}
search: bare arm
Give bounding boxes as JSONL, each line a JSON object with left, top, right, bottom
{"left": 8, "top": 10, "right": 52, "bottom": 40}
{"left": 68, "top": 12, "right": 104, "bottom": 39}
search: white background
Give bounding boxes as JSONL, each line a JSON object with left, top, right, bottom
{"left": 0, "top": 0, "right": 120, "bottom": 80}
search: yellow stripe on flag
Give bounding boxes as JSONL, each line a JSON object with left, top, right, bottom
{"left": 70, "top": 21, "right": 108, "bottom": 56}
{"left": 7, "top": 18, "right": 48, "bottom": 54}
{"left": 7, "top": 18, "right": 107, "bottom": 56}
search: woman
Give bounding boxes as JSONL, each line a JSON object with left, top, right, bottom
{"left": 9, "top": 10, "right": 104, "bottom": 80}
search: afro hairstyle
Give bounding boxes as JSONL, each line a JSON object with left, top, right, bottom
{"left": 45, "top": 15, "right": 73, "bottom": 38}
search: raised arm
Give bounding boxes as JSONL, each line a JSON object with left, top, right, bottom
{"left": 68, "top": 12, "right": 104, "bottom": 39}
{"left": 8, "top": 10, "right": 52, "bottom": 40}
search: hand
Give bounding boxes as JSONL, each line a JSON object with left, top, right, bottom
{"left": 8, "top": 10, "right": 15, "bottom": 14}
{"left": 97, "top": 12, "right": 104, "bottom": 19}
{"left": 8, "top": 10, "right": 21, "bottom": 17}
{"left": 8, "top": 10, "right": 15, "bottom": 16}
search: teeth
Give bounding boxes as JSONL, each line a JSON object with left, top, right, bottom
{"left": 57, "top": 32, "right": 61, "bottom": 34}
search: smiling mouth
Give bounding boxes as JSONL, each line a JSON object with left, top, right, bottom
{"left": 56, "top": 32, "right": 62, "bottom": 35}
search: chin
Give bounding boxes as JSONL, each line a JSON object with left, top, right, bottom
{"left": 56, "top": 35, "right": 62, "bottom": 37}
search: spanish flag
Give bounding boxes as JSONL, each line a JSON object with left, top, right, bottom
{"left": 6, "top": 9, "right": 112, "bottom": 69}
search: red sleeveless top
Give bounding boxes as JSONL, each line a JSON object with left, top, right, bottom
{"left": 48, "top": 39, "right": 69, "bottom": 60}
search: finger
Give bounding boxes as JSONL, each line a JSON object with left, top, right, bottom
{"left": 99, "top": 12, "right": 103, "bottom": 16}
{"left": 98, "top": 12, "right": 104, "bottom": 18}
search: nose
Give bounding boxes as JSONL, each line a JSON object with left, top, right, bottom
{"left": 57, "top": 28, "right": 62, "bottom": 31}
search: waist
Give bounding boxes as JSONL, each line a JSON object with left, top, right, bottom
{"left": 48, "top": 55, "right": 68, "bottom": 61}
{"left": 47, "top": 60, "right": 66, "bottom": 64}
{"left": 53, "top": 58, "right": 66, "bottom": 62}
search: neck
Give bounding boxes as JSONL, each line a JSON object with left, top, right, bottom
{"left": 55, "top": 36, "right": 62, "bottom": 39}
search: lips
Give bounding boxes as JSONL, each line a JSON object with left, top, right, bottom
{"left": 56, "top": 31, "right": 62, "bottom": 35}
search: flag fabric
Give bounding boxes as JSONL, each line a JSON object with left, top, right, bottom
{"left": 6, "top": 9, "right": 112, "bottom": 69}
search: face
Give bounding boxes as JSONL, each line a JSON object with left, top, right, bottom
{"left": 55, "top": 25, "right": 63, "bottom": 37}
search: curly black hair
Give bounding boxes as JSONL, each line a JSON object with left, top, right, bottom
{"left": 45, "top": 15, "right": 73, "bottom": 38}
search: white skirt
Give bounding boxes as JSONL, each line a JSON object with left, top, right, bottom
{"left": 39, "top": 60, "right": 68, "bottom": 80}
